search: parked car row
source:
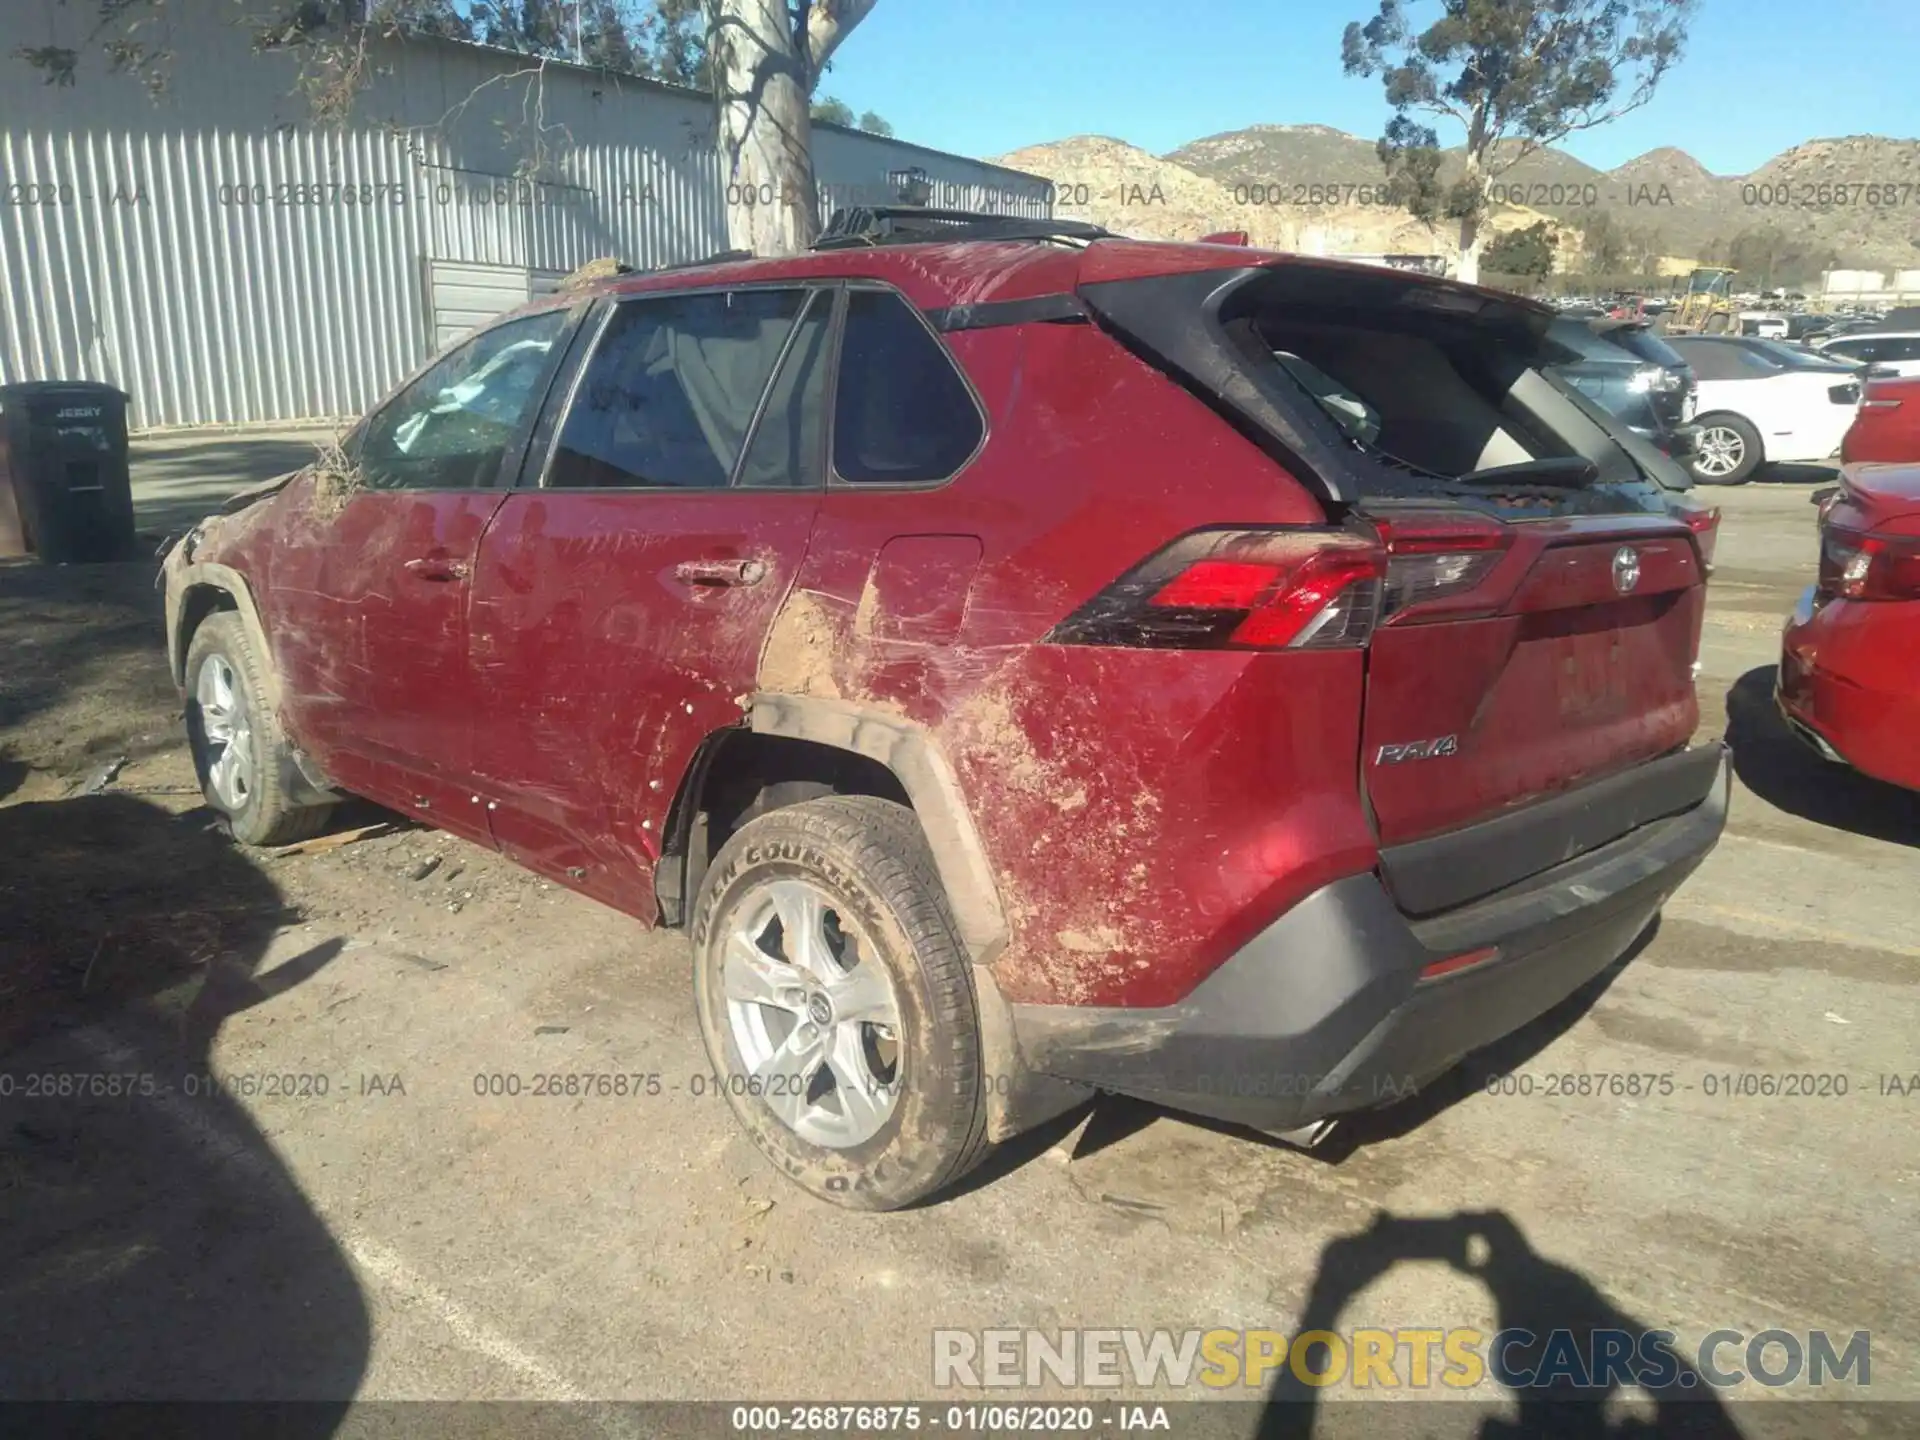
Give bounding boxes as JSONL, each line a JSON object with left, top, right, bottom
{"left": 1540, "top": 323, "right": 1865, "bottom": 487}
{"left": 162, "top": 217, "right": 1733, "bottom": 1208}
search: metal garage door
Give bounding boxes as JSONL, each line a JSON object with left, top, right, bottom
{"left": 426, "top": 261, "right": 567, "bottom": 353}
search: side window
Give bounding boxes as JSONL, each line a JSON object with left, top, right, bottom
{"left": 735, "top": 291, "right": 831, "bottom": 490}
{"left": 358, "top": 309, "right": 572, "bottom": 491}
{"left": 1888, "top": 338, "right": 1920, "bottom": 362}
{"left": 1829, "top": 339, "right": 1875, "bottom": 362}
{"left": 547, "top": 288, "right": 807, "bottom": 489}
{"left": 833, "top": 289, "right": 983, "bottom": 485}
{"left": 1675, "top": 344, "right": 1727, "bottom": 382}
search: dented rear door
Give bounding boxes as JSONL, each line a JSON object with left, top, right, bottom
{"left": 465, "top": 286, "right": 832, "bottom": 911}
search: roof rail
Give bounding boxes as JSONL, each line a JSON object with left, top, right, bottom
{"left": 812, "top": 205, "right": 1111, "bottom": 250}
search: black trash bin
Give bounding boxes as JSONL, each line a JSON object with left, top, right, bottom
{"left": 0, "top": 381, "right": 136, "bottom": 563}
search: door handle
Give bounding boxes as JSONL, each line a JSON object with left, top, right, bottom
{"left": 673, "top": 558, "right": 767, "bottom": 588}
{"left": 404, "top": 555, "right": 469, "bottom": 582}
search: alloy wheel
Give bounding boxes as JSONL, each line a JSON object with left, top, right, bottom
{"left": 723, "top": 878, "right": 903, "bottom": 1149}
{"left": 1694, "top": 425, "right": 1746, "bottom": 479}
{"left": 196, "top": 653, "right": 255, "bottom": 811}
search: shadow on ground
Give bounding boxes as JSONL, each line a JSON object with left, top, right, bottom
{"left": 1724, "top": 665, "right": 1919, "bottom": 847}
{"left": 130, "top": 432, "right": 329, "bottom": 540}
{"left": 0, "top": 793, "right": 369, "bottom": 1412}
{"left": 1752, "top": 462, "right": 1842, "bottom": 486}
{"left": 1256, "top": 1210, "right": 1744, "bottom": 1438}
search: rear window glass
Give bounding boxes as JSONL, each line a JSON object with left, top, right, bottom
{"left": 1603, "top": 326, "right": 1688, "bottom": 370}
{"left": 1670, "top": 340, "right": 1773, "bottom": 380}
{"left": 1248, "top": 301, "right": 1572, "bottom": 481}
{"left": 833, "top": 290, "right": 982, "bottom": 484}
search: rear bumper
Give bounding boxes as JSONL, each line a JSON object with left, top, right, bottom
{"left": 1010, "top": 744, "right": 1730, "bottom": 1132}
{"left": 1779, "top": 586, "right": 1920, "bottom": 791}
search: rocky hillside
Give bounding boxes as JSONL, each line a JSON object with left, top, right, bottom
{"left": 991, "top": 134, "right": 1546, "bottom": 266}
{"left": 1156, "top": 124, "right": 1920, "bottom": 276}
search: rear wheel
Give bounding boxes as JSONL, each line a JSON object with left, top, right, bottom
{"left": 690, "top": 795, "right": 989, "bottom": 1210}
{"left": 184, "top": 613, "right": 333, "bottom": 847}
{"left": 1689, "top": 413, "right": 1763, "bottom": 485}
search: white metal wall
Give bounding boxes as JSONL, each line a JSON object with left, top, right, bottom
{"left": 0, "top": 12, "right": 1048, "bottom": 430}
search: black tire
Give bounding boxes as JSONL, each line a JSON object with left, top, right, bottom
{"left": 184, "top": 612, "right": 333, "bottom": 847}
{"left": 690, "top": 795, "right": 989, "bottom": 1211}
{"left": 1688, "top": 413, "right": 1763, "bottom": 485}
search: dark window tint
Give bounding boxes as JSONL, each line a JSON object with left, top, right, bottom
{"left": 549, "top": 289, "right": 807, "bottom": 489}
{"left": 833, "top": 290, "right": 982, "bottom": 484}
{"left": 1671, "top": 340, "right": 1770, "bottom": 381}
{"left": 1605, "top": 325, "right": 1688, "bottom": 370}
{"left": 1885, "top": 337, "right": 1920, "bottom": 361}
{"left": 1824, "top": 338, "right": 1877, "bottom": 362}
{"left": 358, "top": 308, "right": 572, "bottom": 491}
{"left": 735, "top": 292, "right": 831, "bottom": 489}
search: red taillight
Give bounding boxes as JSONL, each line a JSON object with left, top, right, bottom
{"left": 1675, "top": 502, "right": 1720, "bottom": 573}
{"left": 1818, "top": 525, "right": 1920, "bottom": 601}
{"left": 1371, "top": 512, "right": 1512, "bottom": 623}
{"left": 1049, "top": 529, "right": 1385, "bottom": 651}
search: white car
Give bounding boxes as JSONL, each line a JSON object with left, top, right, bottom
{"left": 1811, "top": 331, "right": 1920, "bottom": 378}
{"left": 1665, "top": 336, "right": 1861, "bottom": 484}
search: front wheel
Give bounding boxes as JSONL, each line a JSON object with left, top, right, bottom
{"left": 1688, "top": 414, "right": 1763, "bottom": 485}
{"left": 184, "top": 612, "right": 333, "bottom": 846}
{"left": 690, "top": 795, "right": 990, "bottom": 1210}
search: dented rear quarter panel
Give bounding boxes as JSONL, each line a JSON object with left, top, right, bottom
{"left": 755, "top": 315, "right": 1376, "bottom": 1008}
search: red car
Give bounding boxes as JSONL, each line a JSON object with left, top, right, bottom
{"left": 161, "top": 210, "right": 1728, "bottom": 1209}
{"left": 1842, "top": 375, "right": 1920, "bottom": 463}
{"left": 1778, "top": 464, "right": 1920, "bottom": 791}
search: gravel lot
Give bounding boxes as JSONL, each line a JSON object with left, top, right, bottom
{"left": 2, "top": 437, "right": 1916, "bottom": 1436}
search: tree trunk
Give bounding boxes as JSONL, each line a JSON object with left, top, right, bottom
{"left": 1455, "top": 212, "right": 1484, "bottom": 285}
{"left": 715, "top": 0, "right": 880, "bottom": 256}
{"left": 717, "top": 0, "right": 816, "bottom": 254}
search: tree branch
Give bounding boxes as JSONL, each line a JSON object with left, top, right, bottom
{"left": 801, "top": 0, "right": 878, "bottom": 77}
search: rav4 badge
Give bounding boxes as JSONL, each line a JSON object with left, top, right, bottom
{"left": 1377, "top": 735, "right": 1460, "bottom": 764}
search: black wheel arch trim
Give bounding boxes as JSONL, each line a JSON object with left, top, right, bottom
{"left": 740, "top": 693, "right": 1010, "bottom": 966}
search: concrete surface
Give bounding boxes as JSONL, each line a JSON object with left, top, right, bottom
{"left": 4, "top": 441, "right": 1917, "bottom": 1434}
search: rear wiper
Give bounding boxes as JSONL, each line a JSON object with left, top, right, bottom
{"left": 1456, "top": 458, "right": 1599, "bottom": 488}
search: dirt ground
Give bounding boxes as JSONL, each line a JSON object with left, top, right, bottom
{"left": 2, "top": 439, "right": 1918, "bottom": 1435}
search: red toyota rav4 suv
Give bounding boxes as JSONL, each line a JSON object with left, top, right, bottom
{"left": 162, "top": 211, "right": 1729, "bottom": 1209}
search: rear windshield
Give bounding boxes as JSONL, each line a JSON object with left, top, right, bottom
{"left": 1603, "top": 325, "right": 1688, "bottom": 370}
{"left": 1225, "top": 269, "right": 1655, "bottom": 497}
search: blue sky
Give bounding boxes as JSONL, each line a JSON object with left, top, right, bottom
{"left": 825, "top": 0, "right": 1920, "bottom": 175}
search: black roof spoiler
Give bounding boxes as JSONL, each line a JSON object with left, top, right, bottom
{"left": 813, "top": 206, "right": 1111, "bottom": 249}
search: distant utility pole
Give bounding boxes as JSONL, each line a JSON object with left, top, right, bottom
{"left": 573, "top": 0, "right": 583, "bottom": 62}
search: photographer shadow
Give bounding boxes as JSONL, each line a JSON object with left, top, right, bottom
{"left": 0, "top": 794, "right": 368, "bottom": 1419}
{"left": 1257, "top": 1210, "right": 1745, "bottom": 1440}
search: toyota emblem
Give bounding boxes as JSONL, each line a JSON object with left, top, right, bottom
{"left": 1612, "top": 546, "right": 1641, "bottom": 594}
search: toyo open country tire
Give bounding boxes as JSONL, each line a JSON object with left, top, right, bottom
{"left": 690, "top": 795, "right": 991, "bottom": 1210}
{"left": 184, "top": 612, "right": 334, "bottom": 847}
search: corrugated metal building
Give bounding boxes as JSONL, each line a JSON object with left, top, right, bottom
{"left": 1, "top": 5, "right": 1049, "bottom": 430}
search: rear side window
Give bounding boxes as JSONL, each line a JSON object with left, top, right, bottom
{"left": 832, "top": 290, "right": 983, "bottom": 484}
{"left": 1672, "top": 341, "right": 1767, "bottom": 381}
{"left": 548, "top": 288, "right": 807, "bottom": 489}
{"left": 736, "top": 292, "right": 831, "bottom": 490}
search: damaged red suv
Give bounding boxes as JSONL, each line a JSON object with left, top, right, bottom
{"left": 163, "top": 210, "right": 1728, "bottom": 1209}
